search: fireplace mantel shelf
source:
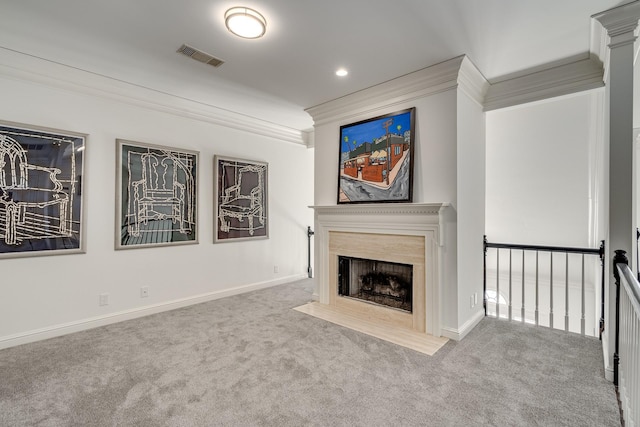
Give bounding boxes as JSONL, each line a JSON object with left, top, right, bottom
{"left": 311, "top": 203, "right": 450, "bottom": 247}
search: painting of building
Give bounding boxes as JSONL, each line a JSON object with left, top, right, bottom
{"left": 338, "top": 108, "right": 414, "bottom": 203}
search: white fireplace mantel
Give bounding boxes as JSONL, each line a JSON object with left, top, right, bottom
{"left": 311, "top": 202, "right": 449, "bottom": 337}
{"left": 311, "top": 202, "right": 449, "bottom": 244}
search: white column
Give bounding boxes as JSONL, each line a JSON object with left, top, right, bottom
{"left": 594, "top": 1, "right": 640, "bottom": 381}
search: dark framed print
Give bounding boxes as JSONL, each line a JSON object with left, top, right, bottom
{"left": 0, "top": 121, "right": 86, "bottom": 258}
{"left": 214, "top": 155, "right": 268, "bottom": 242}
{"left": 338, "top": 107, "right": 415, "bottom": 204}
{"left": 116, "top": 139, "right": 198, "bottom": 249}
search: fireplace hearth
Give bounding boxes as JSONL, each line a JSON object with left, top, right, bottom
{"left": 338, "top": 256, "right": 412, "bottom": 312}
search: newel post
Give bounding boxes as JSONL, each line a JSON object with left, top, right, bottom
{"left": 307, "top": 226, "right": 315, "bottom": 278}
{"left": 613, "top": 249, "right": 628, "bottom": 386}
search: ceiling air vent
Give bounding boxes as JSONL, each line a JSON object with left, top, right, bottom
{"left": 177, "top": 44, "right": 224, "bottom": 68}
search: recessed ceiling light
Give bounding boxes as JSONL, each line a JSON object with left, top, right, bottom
{"left": 225, "top": 7, "right": 267, "bottom": 39}
{"left": 336, "top": 68, "right": 348, "bottom": 77}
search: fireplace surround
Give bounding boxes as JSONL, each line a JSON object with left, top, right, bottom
{"left": 312, "top": 203, "right": 447, "bottom": 337}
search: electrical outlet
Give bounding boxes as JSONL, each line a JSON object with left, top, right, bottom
{"left": 99, "top": 293, "right": 109, "bottom": 306}
{"left": 470, "top": 295, "right": 474, "bottom": 308}
{"left": 140, "top": 286, "right": 149, "bottom": 298}
{"left": 274, "top": 265, "right": 279, "bottom": 273}
{"left": 474, "top": 292, "right": 478, "bottom": 305}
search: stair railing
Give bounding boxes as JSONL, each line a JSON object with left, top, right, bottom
{"left": 613, "top": 249, "right": 640, "bottom": 425}
{"left": 483, "top": 237, "right": 605, "bottom": 337}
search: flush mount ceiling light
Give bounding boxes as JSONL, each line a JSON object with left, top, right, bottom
{"left": 224, "top": 7, "right": 267, "bottom": 39}
{"left": 336, "top": 68, "right": 348, "bottom": 77}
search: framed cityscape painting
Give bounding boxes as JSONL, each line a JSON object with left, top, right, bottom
{"left": 0, "top": 121, "right": 86, "bottom": 258}
{"left": 116, "top": 139, "right": 198, "bottom": 249}
{"left": 338, "top": 107, "right": 415, "bottom": 204}
{"left": 214, "top": 155, "right": 268, "bottom": 242}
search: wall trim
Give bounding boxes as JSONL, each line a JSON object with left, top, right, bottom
{"left": 457, "top": 56, "right": 489, "bottom": 107}
{"left": 592, "top": 1, "right": 640, "bottom": 46}
{"left": 306, "top": 56, "right": 466, "bottom": 127}
{"left": 0, "top": 274, "right": 306, "bottom": 351}
{"left": 441, "top": 310, "right": 485, "bottom": 341}
{"left": 0, "top": 47, "right": 307, "bottom": 146}
{"left": 590, "top": 19, "right": 610, "bottom": 83}
{"left": 602, "top": 332, "right": 614, "bottom": 382}
{"left": 484, "top": 56, "right": 605, "bottom": 111}
{"left": 306, "top": 51, "right": 604, "bottom": 122}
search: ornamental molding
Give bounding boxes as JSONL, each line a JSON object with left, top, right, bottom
{"left": 311, "top": 203, "right": 449, "bottom": 218}
{"left": 484, "top": 56, "right": 604, "bottom": 111}
{"left": 306, "top": 56, "right": 489, "bottom": 127}
{"left": 306, "top": 57, "right": 467, "bottom": 127}
{"left": 591, "top": 1, "right": 640, "bottom": 79}
{"left": 306, "top": 50, "right": 605, "bottom": 124}
{"left": 593, "top": 1, "right": 640, "bottom": 38}
{"left": 0, "top": 47, "right": 307, "bottom": 146}
{"left": 457, "top": 57, "right": 489, "bottom": 108}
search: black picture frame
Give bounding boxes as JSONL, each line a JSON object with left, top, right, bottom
{"left": 115, "top": 139, "right": 199, "bottom": 249}
{"left": 214, "top": 155, "right": 268, "bottom": 242}
{"left": 337, "top": 107, "right": 415, "bottom": 204}
{"left": 0, "top": 121, "right": 86, "bottom": 258}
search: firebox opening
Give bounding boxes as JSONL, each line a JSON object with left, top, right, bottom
{"left": 338, "top": 256, "right": 413, "bottom": 313}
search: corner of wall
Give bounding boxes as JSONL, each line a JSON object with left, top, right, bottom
{"left": 441, "top": 309, "right": 484, "bottom": 341}
{"left": 454, "top": 66, "right": 487, "bottom": 336}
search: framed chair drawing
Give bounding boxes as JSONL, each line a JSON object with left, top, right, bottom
{"left": 116, "top": 139, "right": 198, "bottom": 249}
{"left": 0, "top": 121, "right": 86, "bottom": 258}
{"left": 214, "top": 156, "right": 268, "bottom": 242}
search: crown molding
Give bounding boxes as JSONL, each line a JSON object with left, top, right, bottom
{"left": 590, "top": 16, "right": 611, "bottom": 82}
{"left": 484, "top": 56, "right": 604, "bottom": 111}
{"left": 0, "top": 47, "right": 307, "bottom": 146}
{"left": 306, "top": 51, "right": 603, "bottom": 123}
{"left": 591, "top": 1, "right": 640, "bottom": 83}
{"left": 302, "top": 129, "right": 315, "bottom": 148}
{"left": 593, "top": 1, "right": 640, "bottom": 49}
{"left": 306, "top": 56, "right": 466, "bottom": 127}
{"left": 457, "top": 56, "right": 489, "bottom": 107}
{"left": 306, "top": 55, "right": 489, "bottom": 127}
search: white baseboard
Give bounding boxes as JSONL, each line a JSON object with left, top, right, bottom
{"left": 0, "top": 274, "right": 306, "bottom": 350}
{"left": 601, "top": 332, "right": 614, "bottom": 382}
{"left": 604, "top": 365, "right": 614, "bottom": 382}
{"left": 441, "top": 310, "right": 485, "bottom": 341}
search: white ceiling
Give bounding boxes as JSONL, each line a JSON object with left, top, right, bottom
{"left": 0, "top": 0, "right": 631, "bottom": 131}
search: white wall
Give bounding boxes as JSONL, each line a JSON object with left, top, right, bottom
{"left": 414, "top": 90, "right": 459, "bottom": 334}
{"left": 485, "top": 91, "right": 604, "bottom": 339}
{"left": 486, "top": 92, "right": 597, "bottom": 247}
{"left": 0, "top": 62, "right": 314, "bottom": 348}
{"left": 634, "top": 37, "right": 639, "bottom": 130}
{"left": 456, "top": 90, "right": 486, "bottom": 328}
